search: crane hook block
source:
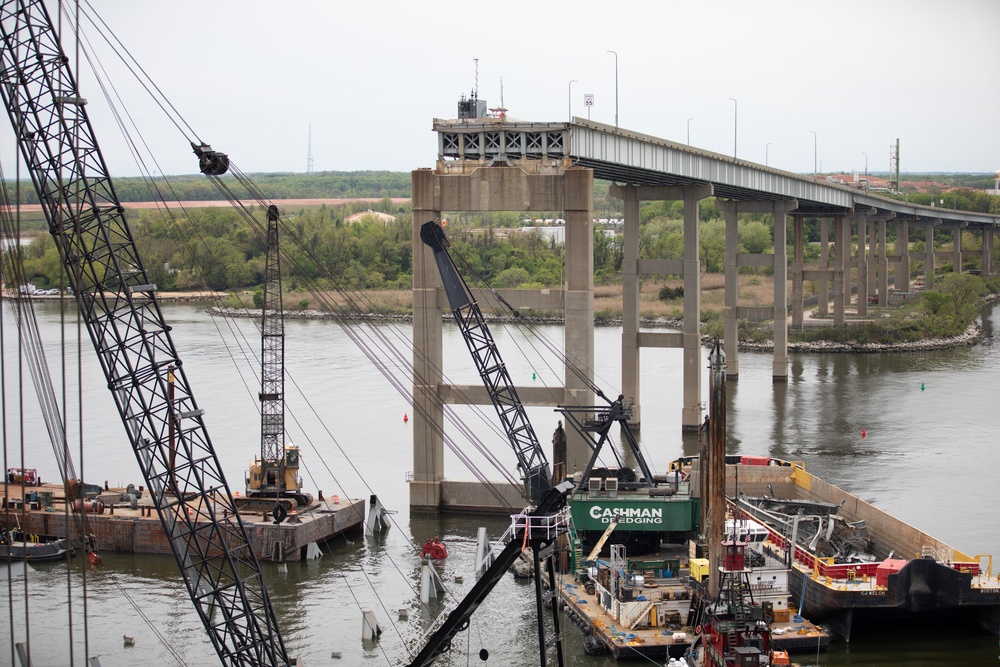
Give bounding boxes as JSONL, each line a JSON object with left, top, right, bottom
{"left": 191, "top": 142, "right": 230, "bottom": 176}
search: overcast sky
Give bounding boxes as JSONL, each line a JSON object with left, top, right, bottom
{"left": 3, "top": 0, "right": 999, "bottom": 179}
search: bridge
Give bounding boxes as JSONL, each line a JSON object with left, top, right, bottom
{"left": 409, "top": 114, "right": 998, "bottom": 511}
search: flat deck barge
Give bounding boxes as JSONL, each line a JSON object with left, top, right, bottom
{"left": 1, "top": 482, "right": 364, "bottom": 562}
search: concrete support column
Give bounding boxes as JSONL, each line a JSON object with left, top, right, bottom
{"left": 867, "top": 217, "right": 878, "bottom": 302}
{"left": 681, "top": 190, "right": 703, "bottom": 430}
{"left": 721, "top": 200, "right": 740, "bottom": 378}
{"left": 410, "top": 169, "right": 445, "bottom": 510}
{"left": 818, "top": 218, "right": 830, "bottom": 317}
{"left": 856, "top": 213, "right": 869, "bottom": 316}
{"left": 833, "top": 215, "right": 846, "bottom": 326}
{"left": 772, "top": 203, "right": 792, "bottom": 382}
{"left": 896, "top": 219, "right": 910, "bottom": 290}
{"left": 791, "top": 216, "right": 804, "bottom": 331}
{"left": 620, "top": 186, "right": 641, "bottom": 427}
{"left": 563, "top": 169, "right": 596, "bottom": 472}
{"left": 984, "top": 227, "right": 994, "bottom": 279}
{"left": 878, "top": 218, "right": 888, "bottom": 306}
{"left": 952, "top": 227, "right": 962, "bottom": 275}
{"left": 924, "top": 221, "right": 936, "bottom": 289}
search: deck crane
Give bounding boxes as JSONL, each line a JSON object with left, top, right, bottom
{"left": 0, "top": 3, "right": 288, "bottom": 665}
{"left": 243, "top": 204, "right": 311, "bottom": 512}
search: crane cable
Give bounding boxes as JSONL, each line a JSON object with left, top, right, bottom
{"left": 68, "top": 0, "right": 536, "bottom": 498}
{"left": 58, "top": 4, "right": 561, "bottom": 658}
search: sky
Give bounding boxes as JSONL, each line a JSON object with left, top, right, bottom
{"left": 1, "top": 0, "right": 999, "bottom": 180}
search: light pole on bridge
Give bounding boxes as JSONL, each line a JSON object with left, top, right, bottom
{"left": 862, "top": 152, "right": 868, "bottom": 191}
{"left": 728, "top": 98, "right": 737, "bottom": 158}
{"left": 687, "top": 117, "right": 694, "bottom": 145}
{"left": 568, "top": 80, "right": 577, "bottom": 122}
{"left": 607, "top": 50, "right": 618, "bottom": 128}
{"left": 810, "top": 130, "right": 817, "bottom": 174}
{"left": 766, "top": 142, "right": 773, "bottom": 166}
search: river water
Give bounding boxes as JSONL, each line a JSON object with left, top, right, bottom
{"left": 1, "top": 300, "right": 998, "bottom": 666}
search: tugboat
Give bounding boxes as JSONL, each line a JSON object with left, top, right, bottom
{"left": 686, "top": 538, "right": 793, "bottom": 667}
{"left": 420, "top": 535, "right": 447, "bottom": 560}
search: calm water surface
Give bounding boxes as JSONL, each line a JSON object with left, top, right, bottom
{"left": 2, "top": 301, "right": 998, "bottom": 666}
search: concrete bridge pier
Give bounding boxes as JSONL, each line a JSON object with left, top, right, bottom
{"left": 951, "top": 224, "right": 965, "bottom": 274}
{"left": 818, "top": 218, "right": 830, "bottom": 317}
{"left": 983, "top": 227, "right": 995, "bottom": 279}
{"left": 894, "top": 218, "right": 911, "bottom": 291}
{"left": 613, "top": 183, "right": 713, "bottom": 432}
{"left": 856, "top": 211, "right": 870, "bottom": 317}
{"left": 409, "top": 164, "right": 595, "bottom": 511}
{"left": 833, "top": 214, "right": 848, "bottom": 326}
{"left": 877, "top": 214, "right": 893, "bottom": 306}
{"left": 791, "top": 215, "right": 805, "bottom": 331}
{"left": 718, "top": 199, "right": 796, "bottom": 382}
{"left": 924, "top": 220, "right": 938, "bottom": 289}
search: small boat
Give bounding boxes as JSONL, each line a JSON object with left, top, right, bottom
{"left": 420, "top": 536, "right": 447, "bottom": 560}
{"left": 0, "top": 528, "right": 75, "bottom": 562}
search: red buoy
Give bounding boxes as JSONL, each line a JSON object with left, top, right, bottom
{"left": 403, "top": 413, "right": 409, "bottom": 423}
{"left": 861, "top": 428, "right": 867, "bottom": 438}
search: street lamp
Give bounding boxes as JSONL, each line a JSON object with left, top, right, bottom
{"left": 810, "top": 130, "right": 817, "bottom": 174}
{"left": 687, "top": 117, "right": 694, "bottom": 145}
{"left": 607, "top": 50, "right": 618, "bottom": 128}
{"left": 766, "top": 142, "right": 773, "bottom": 166}
{"left": 568, "top": 79, "right": 577, "bottom": 122}
{"left": 861, "top": 151, "right": 868, "bottom": 191}
{"left": 728, "top": 98, "right": 737, "bottom": 157}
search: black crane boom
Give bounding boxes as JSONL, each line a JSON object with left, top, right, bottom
{"left": 0, "top": 2, "right": 288, "bottom": 664}
{"left": 419, "top": 220, "right": 551, "bottom": 501}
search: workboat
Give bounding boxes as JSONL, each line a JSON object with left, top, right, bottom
{"left": 672, "top": 455, "right": 1000, "bottom": 640}
{"left": 683, "top": 538, "right": 795, "bottom": 667}
{"left": 0, "top": 528, "right": 75, "bottom": 562}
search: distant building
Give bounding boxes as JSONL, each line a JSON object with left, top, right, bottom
{"left": 343, "top": 210, "right": 396, "bottom": 225}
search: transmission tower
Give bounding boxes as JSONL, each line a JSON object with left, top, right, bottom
{"left": 889, "top": 138, "right": 900, "bottom": 193}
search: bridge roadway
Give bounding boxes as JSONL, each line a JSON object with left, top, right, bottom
{"left": 409, "top": 115, "right": 997, "bottom": 511}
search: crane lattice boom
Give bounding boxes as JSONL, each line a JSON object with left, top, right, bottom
{"left": 0, "top": 2, "right": 288, "bottom": 664}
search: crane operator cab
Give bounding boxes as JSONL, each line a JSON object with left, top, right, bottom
{"left": 245, "top": 445, "right": 312, "bottom": 507}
